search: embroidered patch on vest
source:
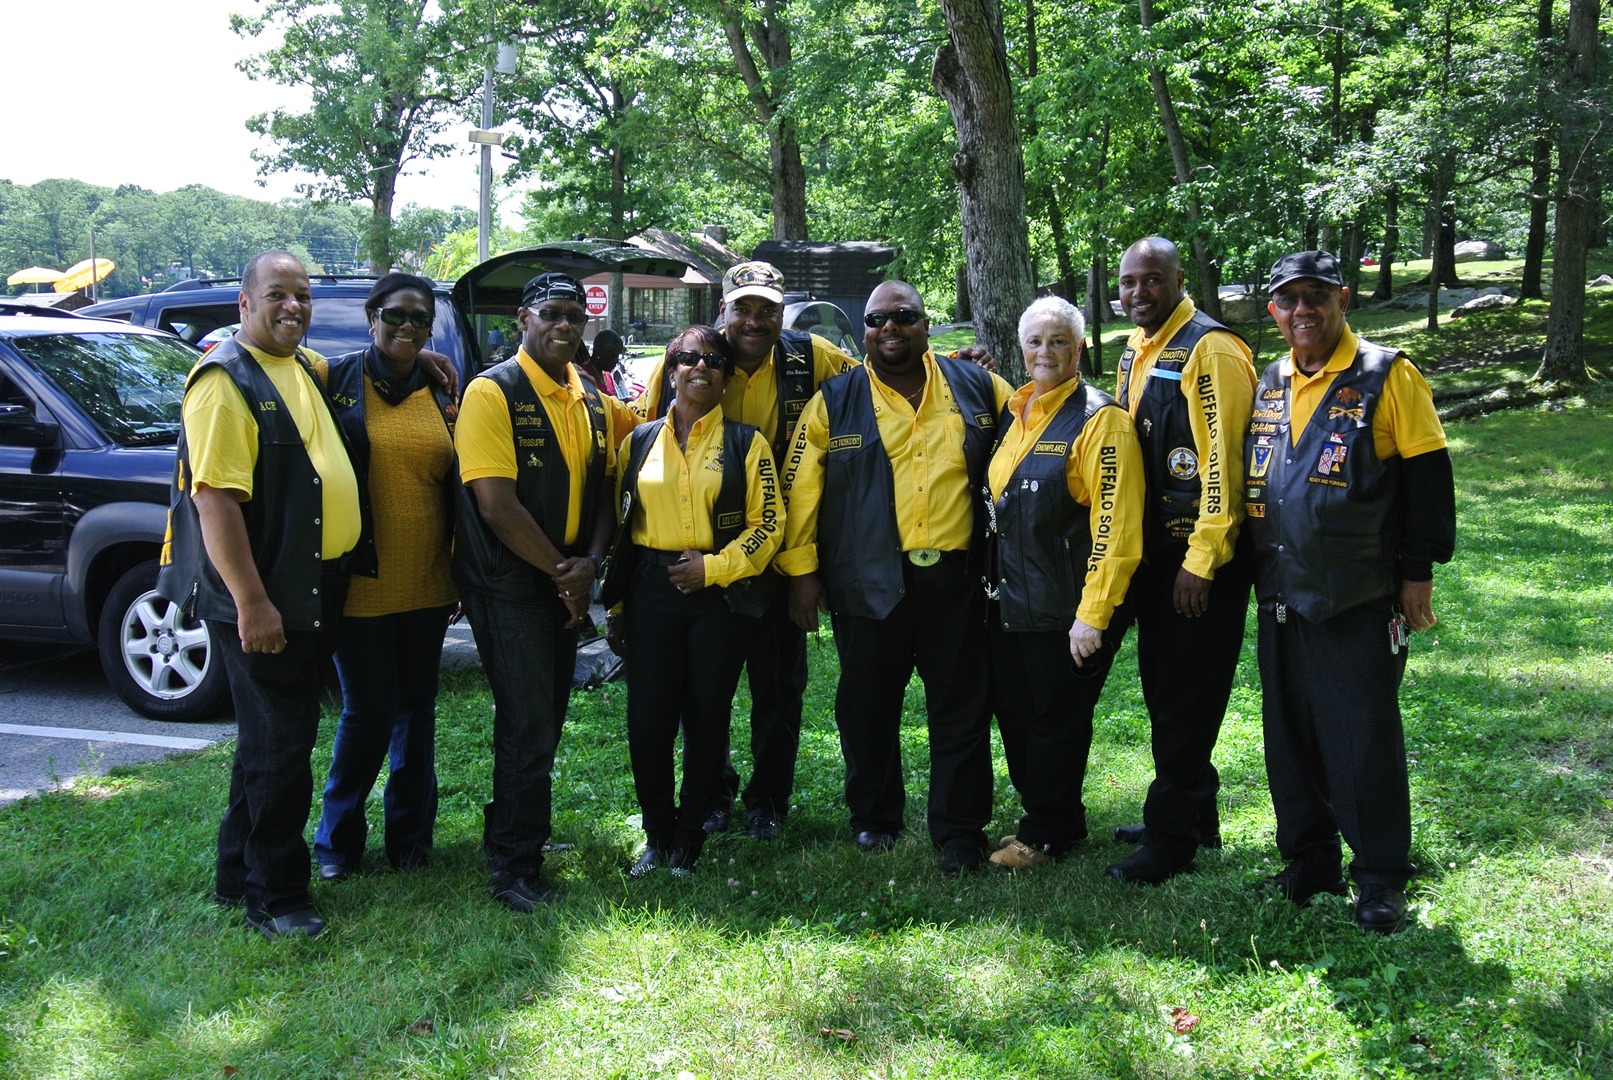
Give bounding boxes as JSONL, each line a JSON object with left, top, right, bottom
{"left": 1032, "top": 441, "right": 1068, "bottom": 455}
{"left": 828, "top": 435, "right": 862, "bottom": 452}
{"left": 1167, "top": 446, "right": 1199, "bottom": 479}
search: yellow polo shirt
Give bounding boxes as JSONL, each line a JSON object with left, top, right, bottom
{"left": 778, "top": 351, "right": 1014, "bottom": 575}
{"left": 988, "top": 377, "right": 1145, "bottom": 628}
{"left": 1281, "top": 328, "right": 1447, "bottom": 461}
{"left": 456, "top": 349, "right": 637, "bottom": 546}
{"left": 182, "top": 344, "right": 362, "bottom": 560}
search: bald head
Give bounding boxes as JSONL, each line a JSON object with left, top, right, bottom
{"left": 863, "top": 279, "right": 930, "bottom": 373}
{"left": 1118, "top": 236, "right": 1187, "bottom": 336}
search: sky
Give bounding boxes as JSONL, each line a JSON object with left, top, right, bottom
{"left": 3, "top": 0, "right": 494, "bottom": 216}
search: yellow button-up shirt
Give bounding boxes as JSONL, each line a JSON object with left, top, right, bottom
{"left": 988, "top": 377, "right": 1145, "bottom": 628}
{"left": 620, "top": 405, "right": 784, "bottom": 588}
{"left": 1120, "top": 296, "right": 1257, "bottom": 580}
{"left": 456, "top": 349, "right": 636, "bottom": 546}
{"left": 778, "top": 351, "right": 1014, "bottom": 575}
{"left": 1280, "top": 328, "right": 1447, "bottom": 461}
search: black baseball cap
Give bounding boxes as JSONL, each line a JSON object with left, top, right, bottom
{"left": 520, "top": 272, "right": 586, "bottom": 309}
{"left": 1267, "top": 250, "right": 1345, "bottom": 293}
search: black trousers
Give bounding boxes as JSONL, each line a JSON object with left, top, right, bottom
{"left": 1258, "top": 595, "right": 1413, "bottom": 888}
{"left": 624, "top": 564, "right": 749, "bottom": 854}
{"left": 828, "top": 553, "right": 992, "bottom": 852}
{"left": 1109, "top": 550, "right": 1251, "bottom": 859}
{"left": 988, "top": 614, "right": 1124, "bottom": 852}
{"left": 462, "top": 588, "right": 577, "bottom": 881}
{"left": 717, "top": 585, "right": 808, "bottom": 820}
{"left": 211, "top": 571, "right": 346, "bottom": 918}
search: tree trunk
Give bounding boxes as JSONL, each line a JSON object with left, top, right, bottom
{"left": 368, "top": 170, "right": 396, "bottom": 273}
{"left": 932, "top": 0, "right": 1035, "bottom": 384}
{"left": 1536, "top": 0, "right": 1601, "bottom": 384}
{"left": 1023, "top": 0, "right": 1075, "bottom": 301}
{"left": 1086, "top": 256, "right": 1107, "bottom": 378}
{"left": 1373, "top": 186, "right": 1398, "bottom": 301}
{"left": 718, "top": 1, "right": 809, "bottom": 240}
{"left": 1522, "top": 0, "right": 1556, "bottom": 300}
{"left": 1138, "top": 0, "right": 1221, "bottom": 322}
{"left": 955, "top": 263, "right": 972, "bottom": 323}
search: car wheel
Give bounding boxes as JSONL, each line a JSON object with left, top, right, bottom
{"left": 98, "top": 559, "right": 230, "bottom": 721}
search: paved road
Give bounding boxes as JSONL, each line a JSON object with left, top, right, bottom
{"left": 0, "top": 622, "right": 484, "bottom": 808}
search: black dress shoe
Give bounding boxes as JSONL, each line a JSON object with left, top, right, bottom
{"left": 245, "top": 906, "right": 326, "bottom": 940}
{"left": 748, "top": 813, "right": 781, "bottom": 841}
{"left": 940, "top": 846, "right": 984, "bottom": 878}
{"left": 1105, "top": 846, "right": 1196, "bottom": 886}
{"left": 491, "top": 873, "right": 556, "bottom": 912}
{"left": 1112, "top": 823, "right": 1222, "bottom": 849}
{"left": 853, "top": 830, "right": 896, "bottom": 852}
{"left": 1264, "top": 860, "right": 1348, "bottom": 907}
{"left": 318, "top": 862, "right": 352, "bottom": 882}
{"left": 703, "top": 807, "right": 732, "bottom": 834}
{"left": 1354, "top": 883, "right": 1408, "bottom": 934}
{"left": 212, "top": 890, "right": 244, "bottom": 909}
{"left": 666, "top": 848, "right": 696, "bottom": 878}
{"left": 629, "top": 848, "right": 664, "bottom": 878}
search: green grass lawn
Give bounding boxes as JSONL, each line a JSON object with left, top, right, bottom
{"left": 2, "top": 399, "right": 1610, "bottom": 1078}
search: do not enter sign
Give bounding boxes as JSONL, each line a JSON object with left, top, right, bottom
{"left": 585, "top": 285, "right": 608, "bottom": 318}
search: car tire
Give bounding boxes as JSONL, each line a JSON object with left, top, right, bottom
{"left": 98, "top": 559, "right": 230, "bottom": 722}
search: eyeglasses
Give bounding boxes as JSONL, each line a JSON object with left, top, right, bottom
{"left": 1270, "top": 288, "right": 1336, "bottom": 311}
{"left": 864, "top": 309, "right": 925, "bottom": 328}
{"left": 670, "top": 350, "right": 728, "bottom": 369}
{"left": 534, "top": 306, "right": 588, "bottom": 325}
{"left": 377, "top": 307, "right": 433, "bottom": 328}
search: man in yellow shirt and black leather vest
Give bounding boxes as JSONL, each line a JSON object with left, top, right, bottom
{"left": 779, "top": 279, "right": 1014, "bottom": 877}
{"left": 454, "top": 272, "right": 638, "bottom": 913}
{"left": 1247, "top": 250, "right": 1454, "bottom": 934}
{"left": 159, "top": 250, "right": 364, "bottom": 941}
{"left": 1104, "top": 236, "right": 1258, "bottom": 885}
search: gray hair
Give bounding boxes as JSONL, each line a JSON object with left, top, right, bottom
{"left": 1018, "top": 295, "right": 1086, "bottom": 346}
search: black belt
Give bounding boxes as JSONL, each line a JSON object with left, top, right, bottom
{"left": 639, "top": 549, "right": 701, "bottom": 566}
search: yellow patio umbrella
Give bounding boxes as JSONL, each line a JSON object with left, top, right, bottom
{"left": 7, "top": 266, "right": 65, "bottom": 288}
{"left": 54, "top": 257, "right": 115, "bottom": 293}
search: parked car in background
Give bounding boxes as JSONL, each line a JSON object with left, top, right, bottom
{"left": 0, "top": 304, "right": 228, "bottom": 720}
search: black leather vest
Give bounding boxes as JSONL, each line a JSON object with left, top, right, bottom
{"left": 325, "top": 347, "right": 460, "bottom": 580}
{"left": 1116, "top": 310, "right": 1231, "bottom": 554}
{"left": 986, "top": 380, "right": 1118, "bottom": 631}
{"left": 452, "top": 359, "right": 608, "bottom": 602}
{"left": 1244, "top": 339, "right": 1401, "bottom": 622}
{"left": 647, "top": 329, "right": 816, "bottom": 458}
{"left": 599, "top": 416, "right": 773, "bottom": 616}
{"left": 157, "top": 338, "right": 363, "bottom": 630}
{"left": 816, "top": 358, "right": 998, "bottom": 621}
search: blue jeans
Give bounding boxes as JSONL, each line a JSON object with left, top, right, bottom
{"left": 315, "top": 604, "right": 453, "bottom": 871}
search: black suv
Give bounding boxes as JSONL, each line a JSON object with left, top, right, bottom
{"left": 0, "top": 304, "right": 227, "bottom": 720}
{"left": 81, "top": 275, "right": 478, "bottom": 381}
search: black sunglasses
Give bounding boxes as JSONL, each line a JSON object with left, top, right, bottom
{"left": 864, "top": 309, "right": 925, "bottom": 328}
{"left": 377, "top": 307, "right": 433, "bottom": 328}
{"left": 535, "top": 306, "right": 588, "bottom": 325}
{"left": 670, "top": 350, "right": 729, "bottom": 370}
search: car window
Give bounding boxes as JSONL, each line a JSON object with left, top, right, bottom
{"left": 7, "top": 332, "right": 194, "bottom": 446}
{"left": 157, "top": 303, "right": 239, "bottom": 346}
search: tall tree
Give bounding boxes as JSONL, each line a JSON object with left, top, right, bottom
{"left": 233, "top": 0, "right": 476, "bottom": 273}
{"left": 932, "top": 0, "right": 1034, "bottom": 381}
{"left": 710, "top": 0, "right": 810, "bottom": 239}
{"left": 1536, "top": 0, "right": 1603, "bottom": 383}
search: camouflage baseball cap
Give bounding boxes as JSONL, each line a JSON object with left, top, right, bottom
{"left": 721, "top": 261, "right": 785, "bottom": 304}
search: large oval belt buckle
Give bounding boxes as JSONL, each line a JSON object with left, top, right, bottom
{"left": 907, "top": 548, "right": 942, "bottom": 567}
